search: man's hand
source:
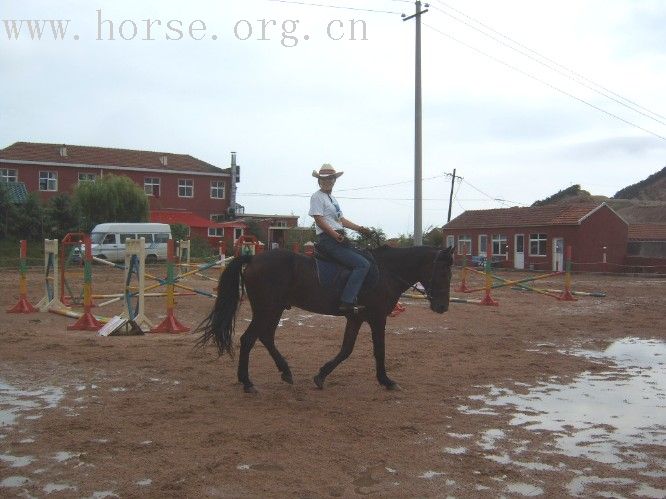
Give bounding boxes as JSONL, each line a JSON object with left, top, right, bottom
{"left": 358, "top": 226, "right": 373, "bottom": 236}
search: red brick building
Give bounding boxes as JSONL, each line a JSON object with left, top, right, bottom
{"left": 626, "top": 224, "right": 666, "bottom": 272}
{"left": 443, "top": 203, "right": 628, "bottom": 272}
{"left": 0, "top": 142, "right": 299, "bottom": 249}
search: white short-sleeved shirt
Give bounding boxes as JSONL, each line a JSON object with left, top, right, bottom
{"left": 309, "top": 190, "right": 344, "bottom": 235}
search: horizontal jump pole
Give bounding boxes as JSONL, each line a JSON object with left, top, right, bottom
{"left": 463, "top": 267, "right": 563, "bottom": 295}
{"left": 49, "top": 306, "right": 112, "bottom": 323}
{"left": 401, "top": 292, "right": 480, "bottom": 304}
{"left": 92, "top": 292, "right": 196, "bottom": 299}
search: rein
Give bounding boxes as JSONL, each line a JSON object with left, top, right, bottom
{"left": 383, "top": 248, "right": 445, "bottom": 303}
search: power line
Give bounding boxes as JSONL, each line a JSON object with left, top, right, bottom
{"left": 431, "top": 0, "right": 666, "bottom": 123}
{"left": 429, "top": 2, "right": 666, "bottom": 127}
{"left": 422, "top": 22, "right": 666, "bottom": 142}
{"left": 259, "top": 0, "right": 401, "bottom": 15}
{"left": 239, "top": 192, "right": 452, "bottom": 201}
{"left": 337, "top": 174, "right": 446, "bottom": 192}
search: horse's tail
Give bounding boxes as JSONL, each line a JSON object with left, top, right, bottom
{"left": 195, "top": 254, "right": 253, "bottom": 356}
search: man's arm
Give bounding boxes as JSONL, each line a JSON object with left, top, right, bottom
{"left": 313, "top": 215, "right": 344, "bottom": 242}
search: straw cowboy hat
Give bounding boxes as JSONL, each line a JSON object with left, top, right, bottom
{"left": 312, "top": 163, "right": 344, "bottom": 179}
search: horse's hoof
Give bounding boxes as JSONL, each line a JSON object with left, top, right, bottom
{"left": 243, "top": 384, "right": 258, "bottom": 394}
{"left": 386, "top": 382, "right": 401, "bottom": 391}
{"left": 281, "top": 372, "right": 294, "bottom": 385}
{"left": 313, "top": 374, "right": 325, "bottom": 389}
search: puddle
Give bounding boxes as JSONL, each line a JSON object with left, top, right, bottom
{"left": 54, "top": 451, "right": 82, "bottom": 462}
{"left": 0, "top": 379, "right": 64, "bottom": 428}
{"left": 44, "top": 483, "right": 77, "bottom": 493}
{"left": 459, "top": 337, "right": 665, "bottom": 496}
{"left": 0, "top": 453, "right": 35, "bottom": 467}
{"left": 1, "top": 476, "right": 31, "bottom": 488}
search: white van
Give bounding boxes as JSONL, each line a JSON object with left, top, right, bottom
{"left": 89, "top": 223, "right": 172, "bottom": 263}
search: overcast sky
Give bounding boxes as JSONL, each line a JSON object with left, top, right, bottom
{"left": 2, "top": 0, "right": 665, "bottom": 237}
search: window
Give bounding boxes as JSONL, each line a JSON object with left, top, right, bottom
{"left": 446, "top": 235, "right": 455, "bottom": 249}
{"left": 457, "top": 235, "right": 472, "bottom": 255}
{"left": 234, "top": 227, "right": 243, "bottom": 241}
{"left": 154, "top": 233, "right": 169, "bottom": 243}
{"left": 78, "top": 173, "right": 96, "bottom": 183}
{"left": 39, "top": 171, "right": 57, "bottom": 191}
{"left": 210, "top": 180, "right": 225, "bottom": 199}
{"left": 178, "top": 179, "right": 193, "bottom": 197}
{"left": 1, "top": 169, "right": 17, "bottom": 182}
{"left": 137, "top": 233, "right": 154, "bottom": 243}
{"left": 529, "top": 233, "right": 548, "bottom": 256}
{"left": 120, "top": 233, "right": 135, "bottom": 243}
{"left": 208, "top": 227, "right": 224, "bottom": 237}
{"left": 492, "top": 234, "right": 508, "bottom": 256}
{"left": 478, "top": 234, "right": 488, "bottom": 255}
{"left": 210, "top": 214, "right": 225, "bottom": 223}
{"left": 102, "top": 234, "right": 117, "bottom": 244}
{"left": 272, "top": 221, "right": 288, "bottom": 228}
{"left": 144, "top": 177, "right": 160, "bottom": 197}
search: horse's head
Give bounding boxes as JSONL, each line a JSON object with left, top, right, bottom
{"left": 421, "top": 246, "right": 454, "bottom": 314}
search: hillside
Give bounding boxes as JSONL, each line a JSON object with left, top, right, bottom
{"left": 532, "top": 167, "right": 666, "bottom": 223}
{"left": 613, "top": 166, "right": 666, "bottom": 201}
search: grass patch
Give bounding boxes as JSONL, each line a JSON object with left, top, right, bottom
{"left": 0, "top": 239, "right": 44, "bottom": 269}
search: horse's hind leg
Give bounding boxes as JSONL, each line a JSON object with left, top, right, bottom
{"left": 237, "top": 327, "right": 259, "bottom": 393}
{"left": 258, "top": 324, "right": 293, "bottom": 385}
{"left": 314, "top": 316, "right": 363, "bottom": 389}
{"left": 238, "top": 309, "right": 284, "bottom": 393}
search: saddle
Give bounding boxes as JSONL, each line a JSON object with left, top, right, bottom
{"left": 312, "top": 243, "right": 379, "bottom": 293}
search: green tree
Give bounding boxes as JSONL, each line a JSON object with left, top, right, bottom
{"left": 352, "top": 226, "right": 387, "bottom": 248}
{"left": 170, "top": 223, "right": 190, "bottom": 242}
{"left": 246, "top": 220, "right": 266, "bottom": 244}
{"left": 74, "top": 174, "right": 149, "bottom": 230}
{"left": 423, "top": 225, "right": 444, "bottom": 247}
{"left": 393, "top": 233, "right": 414, "bottom": 247}
{"left": 44, "top": 193, "right": 80, "bottom": 239}
{"left": 0, "top": 183, "right": 15, "bottom": 239}
{"left": 11, "top": 193, "right": 44, "bottom": 240}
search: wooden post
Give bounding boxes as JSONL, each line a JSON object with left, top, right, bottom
{"left": 7, "top": 240, "right": 38, "bottom": 313}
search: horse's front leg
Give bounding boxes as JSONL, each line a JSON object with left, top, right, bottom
{"left": 369, "top": 316, "right": 399, "bottom": 390}
{"left": 314, "top": 316, "right": 362, "bottom": 389}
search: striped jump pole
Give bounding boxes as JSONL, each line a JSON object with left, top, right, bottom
{"left": 67, "top": 236, "right": 103, "bottom": 331}
{"left": 558, "top": 246, "right": 577, "bottom": 302}
{"left": 7, "top": 240, "right": 38, "bottom": 314}
{"left": 151, "top": 239, "right": 189, "bottom": 334}
{"left": 479, "top": 243, "right": 498, "bottom": 306}
{"left": 455, "top": 242, "right": 470, "bottom": 292}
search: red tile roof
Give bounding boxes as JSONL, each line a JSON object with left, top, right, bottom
{"left": 628, "top": 224, "right": 666, "bottom": 241}
{"left": 444, "top": 203, "right": 607, "bottom": 229}
{"left": 151, "top": 211, "right": 225, "bottom": 229}
{"left": 0, "top": 142, "right": 229, "bottom": 175}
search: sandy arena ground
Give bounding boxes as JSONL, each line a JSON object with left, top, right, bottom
{"left": 0, "top": 263, "right": 664, "bottom": 498}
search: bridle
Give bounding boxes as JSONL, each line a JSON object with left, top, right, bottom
{"left": 391, "top": 249, "right": 451, "bottom": 304}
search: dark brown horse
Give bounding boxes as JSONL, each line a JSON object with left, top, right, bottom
{"left": 197, "top": 245, "right": 454, "bottom": 393}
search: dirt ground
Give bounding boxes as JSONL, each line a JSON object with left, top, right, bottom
{"left": 0, "top": 264, "right": 664, "bottom": 498}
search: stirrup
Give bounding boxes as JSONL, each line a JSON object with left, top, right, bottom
{"left": 339, "top": 303, "right": 365, "bottom": 314}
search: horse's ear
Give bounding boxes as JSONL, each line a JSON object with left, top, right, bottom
{"left": 445, "top": 245, "right": 454, "bottom": 255}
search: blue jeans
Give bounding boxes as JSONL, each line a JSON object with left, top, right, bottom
{"left": 317, "top": 233, "right": 371, "bottom": 304}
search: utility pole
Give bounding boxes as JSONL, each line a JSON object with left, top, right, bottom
{"left": 446, "top": 169, "right": 463, "bottom": 222}
{"left": 403, "top": 1, "right": 428, "bottom": 245}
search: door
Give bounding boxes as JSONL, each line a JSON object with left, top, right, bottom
{"left": 98, "top": 233, "right": 120, "bottom": 261}
{"left": 552, "top": 238, "right": 564, "bottom": 272}
{"left": 514, "top": 234, "right": 525, "bottom": 269}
